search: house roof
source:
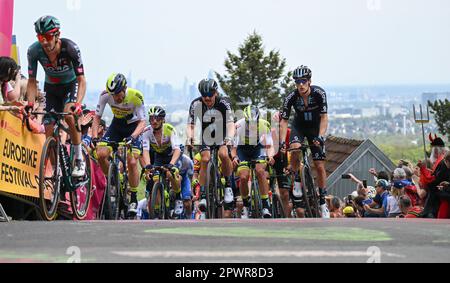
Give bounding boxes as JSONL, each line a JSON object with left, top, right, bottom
{"left": 323, "top": 136, "right": 365, "bottom": 177}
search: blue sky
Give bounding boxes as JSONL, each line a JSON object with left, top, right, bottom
{"left": 12, "top": 0, "right": 450, "bottom": 89}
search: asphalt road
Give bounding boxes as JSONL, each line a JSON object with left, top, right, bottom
{"left": 1, "top": 219, "right": 450, "bottom": 263}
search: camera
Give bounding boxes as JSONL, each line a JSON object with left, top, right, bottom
{"left": 363, "top": 180, "right": 368, "bottom": 188}
{"left": 342, "top": 174, "right": 351, "bottom": 179}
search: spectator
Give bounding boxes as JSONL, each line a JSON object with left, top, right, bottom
{"left": 386, "top": 181, "right": 403, "bottom": 218}
{"left": 326, "top": 196, "right": 343, "bottom": 218}
{"left": 353, "top": 196, "right": 366, "bottom": 217}
{"left": 399, "top": 195, "right": 423, "bottom": 218}
{"left": 420, "top": 148, "right": 450, "bottom": 218}
{"left": 0, "top": 56, "right": 21, "bottom": 103}
{"left": 393, "top": 167, "right": 406, "bottom": 181}
{"left": 343, "top": 206, "right": 358, "bottom": 218}
{"left": 401, "top": 166, "right": 421, "bottom": 207}
{"left": 364, "top": 179, "right": 390, "bottom": 217}
{"left": 369, "top": 168, "right": 391, "bottom": 183}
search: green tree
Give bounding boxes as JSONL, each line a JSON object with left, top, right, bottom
{"left": 429, "top": 99, "right": 450, "bottom": 140}
{"left": 216, "top": 32, "right": 292, "bottom": 110}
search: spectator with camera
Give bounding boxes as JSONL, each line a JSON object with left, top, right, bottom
{"left": 364, "top": 179, "right": 390, "bottom": 217}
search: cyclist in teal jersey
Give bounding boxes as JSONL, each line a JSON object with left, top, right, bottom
{"left": 26, "top": 16, "right": 87, "bottom": 177}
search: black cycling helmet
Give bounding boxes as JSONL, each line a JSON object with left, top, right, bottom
{"left": 198, "top": 79, "right": 219, "bottom": 97}
{"left": 293, "top": 65, "right": 312, "bottom": 80}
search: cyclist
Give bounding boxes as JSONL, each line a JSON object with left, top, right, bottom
{"left": 280, "top": 65, "right": 330, "bottom": 218}
{"left": 231, "top": 106, "right": 275, "bottom": 218}
{"left": 186, "top": 79, "right": 236, "bottom": 216}
{"left": 270, "top": 111, "right": 295, "bottom": 218}
{"left": 142, "top": 106, "right": 191, "bottom": 219}
{"left": 92, "top": 73, "right": 146, "bottom": 216}
{"left": 26, "top": 15, "right": 87, "bottom": 177}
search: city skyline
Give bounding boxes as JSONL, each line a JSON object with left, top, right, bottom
{"left": 12, "top": 0, "right": 450, "bottom": 89}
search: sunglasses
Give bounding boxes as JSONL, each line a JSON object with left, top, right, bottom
{"left": 201, "top": 92, "right": 215, "bottom": 98}
{"left": 150, "top": 116, "right": 164, "bottom": 121}
{"left": 37, "top": 32, "right": 57, "bottom": 43}
{"left": 295, "top": 78, "right": 309, "bottom": 85}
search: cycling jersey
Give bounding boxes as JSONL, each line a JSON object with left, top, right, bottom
{"left": 142, "top": 124, "right": 181, "bottom": 156}
{"left": 281, "top": 85, "right": 327, "bottom": 129}
{"left": 96, "top": 88, "right": 146, "bottom": 124}
{"left": 188, "top": 96, "right": 234, "bottom": 145}
{"left": 27, "top": 38, "right": 84, "bottom": 85}
{"left": 234, "top": 118, "right": 273, "bottom": 149}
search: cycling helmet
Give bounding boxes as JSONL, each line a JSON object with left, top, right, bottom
{"left": 198, "top": 79, "right": 219, "bottom": 96}
{"left": 148, "top": 106, "right": 166, "bottom": 118}
{"left": 375, "top": 179, "right": 390, "bottom": 190}
{"left": 34, "top": 15, "right": 60, "bottom": 34}
{"left": 243, "top": 105, "right": 260, "bottom": 122}
{"left": 293, "top": 65, "right": 312, "bottom": 80}
{"left": 106, "top": 73, "right": 127, "bottom": 95}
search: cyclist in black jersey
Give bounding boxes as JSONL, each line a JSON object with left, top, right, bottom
{"left": 280, "top": 66, "right": 330, "bottom": 218}
{"left": 186, "top": 79, "right": 236, "bottom": 215}
{"left": 25, "top": 16, "right": 87, "bottom": 177}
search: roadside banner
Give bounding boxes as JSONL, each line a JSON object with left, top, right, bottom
{"left": 0, "top": 111, "right": 45, "bottom": 198}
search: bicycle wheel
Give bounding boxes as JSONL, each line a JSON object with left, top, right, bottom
{"left": 205, "top": 162, "right": 216, "bottom": 219}
{"left": 272, "top": 193, "right": 285, "bottom": 219}
{"left": 251, "top": 175, "right": 262, "bottom": 219}
{"left": 70, "top": 147, "right": 92, "bottom": 220}
{"left": 39, "top": 137, "right": 61, "bottom": 221}
{"left": 105, "top": 163, "right": 120, "bottom": 220}
{"left": 150, "top": 182, "right": 166, "bottom": 220}
{"left": 302, "top": 166, "right": 319, "bottom": 218}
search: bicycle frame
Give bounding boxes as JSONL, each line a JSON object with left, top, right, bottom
{"left": 46, "top": 112, "right": 89, "bottom": 191}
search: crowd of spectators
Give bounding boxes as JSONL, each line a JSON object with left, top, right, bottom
{"left": 326, "top": 136, "right": 450, "bottom": 219}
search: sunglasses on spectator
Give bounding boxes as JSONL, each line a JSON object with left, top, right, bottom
{"left": 201, "top": 92, "right": 215, "bottom": 98}
{"left": 37, "top": 32, "right": 57, "bottom": 42}
{"left": 295, "top": 78, "right": 309, "bottom": 85}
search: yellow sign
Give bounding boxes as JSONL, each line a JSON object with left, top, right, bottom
{"left": 0, "top": 111, "right": 45, "bottom": 198}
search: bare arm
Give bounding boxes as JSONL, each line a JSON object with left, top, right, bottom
{"left": 186, "top": 124, "right": 195, "bottom": 144}
{"left": 131, "top": 120, "right": 146, "bottom": 139}
{"left": 319, "top": 114, "right": 328, "bottom": 137}
{"left": 26, "top": 78, "right": 38, "bottom": 105}
{"left": 280, "top": 119, "right": 288, "bottom": 146}
{"left": 91, "top": 115, "right": 101, "bottom": 139}
{"left": 226, "top": 122, "right": 235, "bottom": 141}
{"left": 143, "top": 149, "right": 151, "bottom": 166}
{"left": 75, "top": 75, "right": 87, "bottom": 104}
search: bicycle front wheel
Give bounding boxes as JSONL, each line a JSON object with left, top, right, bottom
{"left": 104, "top": 163, "right": 120, "bottom": 220}
{"left": 71, "top": 147, "right": 92, "bottom": 220}
{"left": 272, "top": 193, "right": 285, "bottom": 219}
{"left": 251, "top": 175, "right": 262, "bottom": 219}
{"left": 205, "top": 162, "right": 216, "bottom": 219}
{"left": 149, "top": 182, "right": 166, "bottom": 220}
{"left": 302, "top": 166, "right": 319, "bottom": 218}
{"left": 39, "top": 137, "right": 61, "bottom": 221}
